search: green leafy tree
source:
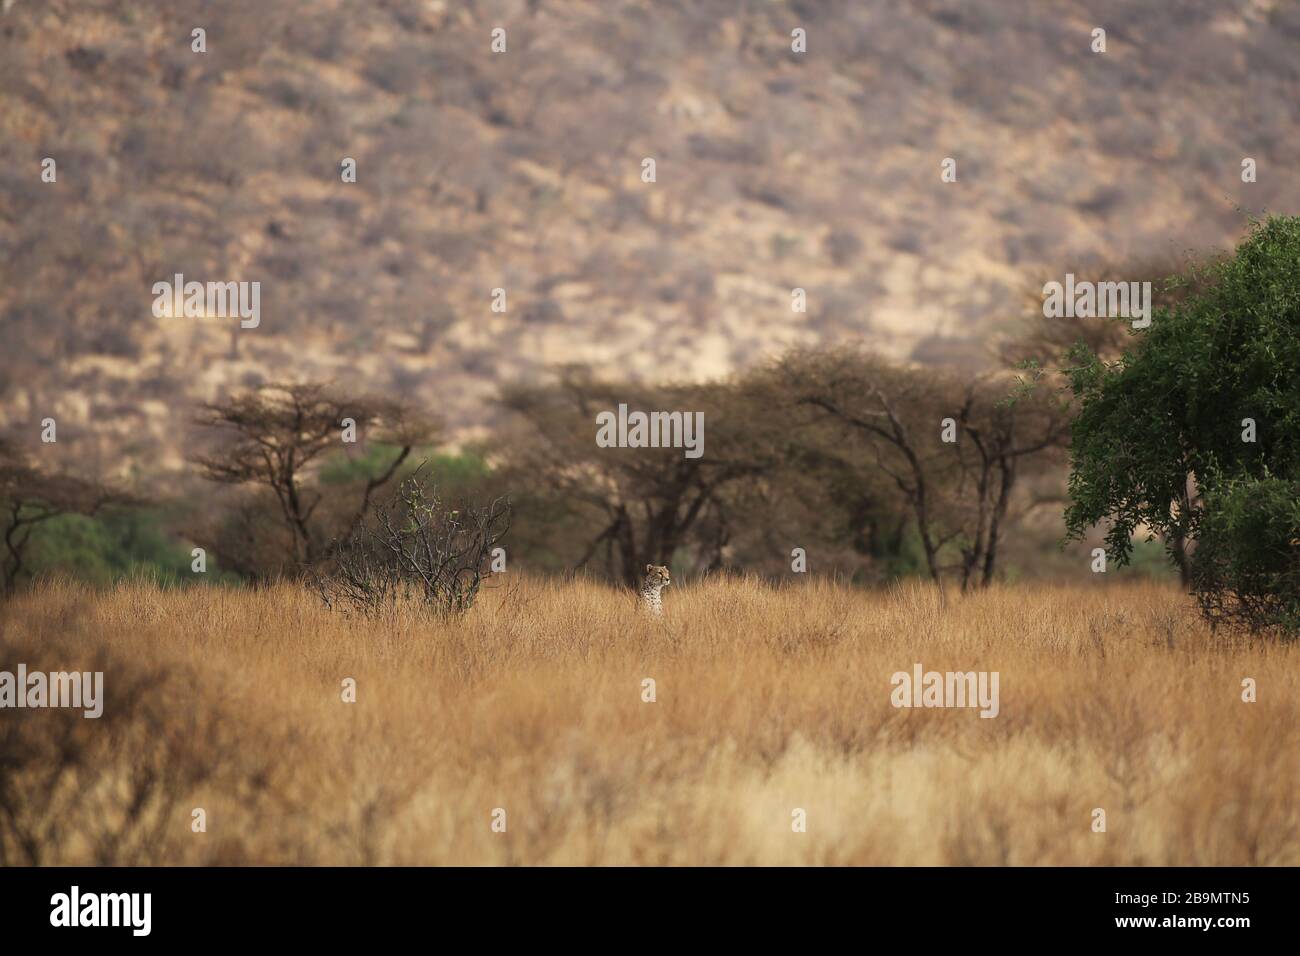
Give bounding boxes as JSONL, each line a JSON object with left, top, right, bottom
{"left": 1065, "top": 216, "right": 1300, "bottom": 631}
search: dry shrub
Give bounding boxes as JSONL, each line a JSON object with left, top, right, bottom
{"left": 314, "top": 469, "right": 510, "bottom": 618}
{"left": 0, "top": 588, "right": 279, "bottom": 864}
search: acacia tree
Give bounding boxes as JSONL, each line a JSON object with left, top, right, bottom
{"left": 955, "top": 370, "right": 1073, "bottom": 588}
{"left": 771, "top": 349, "right": 1070, "bottom": 592}
{"left": 192, "top": 383, "right": 436, "bottom": 567}
{"left": 714, "top": 367, "right": 920, "bottom": 581}
{"left": 497, "top": 368, "right": 781, "bottom": 586}
{"left": 1065, "top": 215, "right": 1300, "bottom": 632}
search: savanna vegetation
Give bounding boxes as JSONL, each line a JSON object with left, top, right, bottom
{"left": 2, "top": 576, "right": 1294, "bottom": 866}
{"left": 3, "top": 2, "right": 1299, "bottom": 872}
{"left": 9, "top": 219, "right": 1300, "bottom": 631}
{"left": 4, "top": 214, "right": 1300, "bottom": 866}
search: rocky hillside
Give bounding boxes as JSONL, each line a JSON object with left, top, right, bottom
{"left": 2, "top": 0, "right": 1298, "bottom": 476}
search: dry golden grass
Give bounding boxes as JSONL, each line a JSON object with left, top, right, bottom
{"left": 1, "top": 574, "right": 1296, "bottom": 866}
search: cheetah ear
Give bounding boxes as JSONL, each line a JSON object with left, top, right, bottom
{"left": 646, "top": 564, "right": 654, "bottom": 573}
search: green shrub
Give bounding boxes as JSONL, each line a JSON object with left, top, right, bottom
{"left": 25, "top": 508, "right": 237, "bottom": 587}
{"left": 1191, "top": 478, "right": 1300, "bottom": 634}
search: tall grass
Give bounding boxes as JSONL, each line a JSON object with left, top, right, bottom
{"left": 1, "top": 575, "right": 1294, "bottom": 865}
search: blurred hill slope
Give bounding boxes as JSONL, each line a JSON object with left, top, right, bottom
{"left": 1, "top": 0, "right": 1297, "bottom": 475}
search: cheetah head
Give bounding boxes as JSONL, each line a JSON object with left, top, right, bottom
{"left": 645, "top": 564, "right": 671, "bottom": 588}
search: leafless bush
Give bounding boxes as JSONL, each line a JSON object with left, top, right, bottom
{"left": 314, "top": 465, "right": 510, "bottom": 618}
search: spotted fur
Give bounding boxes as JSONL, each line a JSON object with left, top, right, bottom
{"left": 639, "top": 564, "right": 671, "bottom": 616}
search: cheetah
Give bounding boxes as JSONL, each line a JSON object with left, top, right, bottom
{"left": 639, "top": 564, "right": 671, "bottom": 616}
